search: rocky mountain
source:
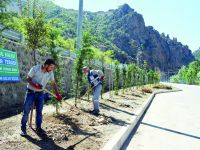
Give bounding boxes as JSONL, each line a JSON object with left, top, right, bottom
{"left": 193, "top": 48, "right": 200, "bottom": 61}
{"left": 12, "top": 0, "right": 195, "bottom": 72}
{"left": 88, "top": 4, "right": 194, "bottom": 71}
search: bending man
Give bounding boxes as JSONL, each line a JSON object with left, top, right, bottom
{"left": 21, "top": 59, "right": 62, "bottom": 136}
{"left": 82, "top": 66, "right": 104, "bottom": 115}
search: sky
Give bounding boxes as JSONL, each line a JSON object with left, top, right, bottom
{"left": 53, "top": 0, "right": 200, "bottom": 52}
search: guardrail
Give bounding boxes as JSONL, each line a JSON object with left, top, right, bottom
{"left": 55, "top": 47, "right": 114, "bottom": 70}
{"left": 0, "top": 24, "right": 113, "bottom": 70}
{"left": 0, "top": 24, "right": 23, "bottom": 42}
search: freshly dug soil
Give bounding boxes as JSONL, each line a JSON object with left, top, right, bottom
{"left": 0, "top": 87, "right": 155, "bottom": 150}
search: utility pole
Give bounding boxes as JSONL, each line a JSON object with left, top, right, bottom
{"left": 27, "top": 0, "right": 30, "bottom": 17}
{"left": 17, "top": 0, "right": 22, "bottom": 17}
{"left": 33, "top": 0, "right": 37, "bottom": 19}
{"left": 76, "top": 0, "right": 83, "bottom": 51}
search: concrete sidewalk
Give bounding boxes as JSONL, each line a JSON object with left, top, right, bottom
{"left": 102, "top": 87, "right": 181, "bottom": 150}
{"left": 123, "top": 84, "right": 200, "bottom": 150}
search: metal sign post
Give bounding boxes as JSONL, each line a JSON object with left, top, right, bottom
{"left": 76, "top": 0, "right": 84, "bottom": 51}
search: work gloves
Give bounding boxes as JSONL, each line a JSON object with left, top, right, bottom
{"left": 56, "top": 92, "right": 63, "bottom": 101}
{"left": 32, "top": 84, "right": 43, "bottom": 89}
{"left": 100, "top": 76, "right": 104, "bottom": 81}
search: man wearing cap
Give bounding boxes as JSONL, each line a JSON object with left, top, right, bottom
{"left": 82, "top": 66, "right": 104, "bottom": 115}
{"left": 20, "top": 59, "right": 62, "bottom": 136}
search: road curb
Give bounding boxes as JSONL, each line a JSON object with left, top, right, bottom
{"left": 101, "top": 89, "right": 182, "bottom": 150}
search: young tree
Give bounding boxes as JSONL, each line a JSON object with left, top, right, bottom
{"left": 127, "top": 64, "right": 133, "bottom": 90}
{"left": 46, "top": 25, "right": 63, "bottom": 114}
{"left": 73, "top": 32, "right": 94, "bottom": 106}
{"left": 185, "top": 61, "right": 200, "bottom": 84}
{"left": 97, "top": 50, "right": 114, "bottom": 98}
{"left": 122, "top": 64, "right": 127, "bottom": 94}
{"left": 131, "top": 63, "right": 138, "bottom": 87}
{"left": 153, "top": 71, "right": 160, "bottom": 84}
{"left": 171, "top": 61, "right": 200, "bottom": 85}
{"left": 196, "top": 71, "right": 200, "bottom": 85}
{"left": 0, "top": 0, "right": 12, "bottom": 23}
{"left": 147, "top": 70, "right": 154, "bottom": 84}
{"left": 114, "top": 62, "right": 120, "bottom": 95}
{"left": 134, "top": 65, "right": 142, "bottom": 87}
{"left": 23, "top": 12, "right": 48, "bottom": 64}
{"left": 178, "top": 65, "right": 188, "bottom": 83}
{"left": 0, "top": 0, "right": 13, "bottom": 47}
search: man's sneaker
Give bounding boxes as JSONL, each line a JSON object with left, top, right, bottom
{"left": 36, "top": 128, "right": 46, "bottom": 135}
{"left": 20, "top": 130, "right": 27, "bottom": 136}
{"left": 91, "top": 110, "right": 100, "bottom": 116}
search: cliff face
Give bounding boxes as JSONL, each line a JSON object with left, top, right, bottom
{"left": 97, "top": 4, "right": 194, "bottom": 71}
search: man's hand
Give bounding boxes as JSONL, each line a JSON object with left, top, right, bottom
{"left": 52, "top": 81, "right": 63, "bottom": 101}
{"left": 100, "top": 76, "right": 104, "bottom": 81}
{"left": 32, "top": 84, "right": 43, "bottom": 89}
{"left": 27, "top": 77, "right": 43, "bottom": 89}
{"left": 56, "top": 92, "right": 63, "bottom": 101}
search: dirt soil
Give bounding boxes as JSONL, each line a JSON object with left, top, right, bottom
{"left": 0, "top": 85, "right": 173, "bottom": 150}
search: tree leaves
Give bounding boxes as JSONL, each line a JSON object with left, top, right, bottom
{"left": 171, "top": 61, "right": 200, "bottom": 85}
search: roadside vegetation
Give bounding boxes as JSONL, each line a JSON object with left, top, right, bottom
{"left": 170, "top": 60, "right": 200, "bottom": 85}
{"left": 0, "top": 0, "right": 161, "bottom": 113}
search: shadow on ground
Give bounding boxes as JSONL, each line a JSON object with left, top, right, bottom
{"left": 0, "top": 104, "right": 22, "bottom": 119}
{"left": 24, "top": 128, "right": 65, "bottom": 150}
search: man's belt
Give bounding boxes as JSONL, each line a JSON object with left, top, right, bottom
{"left": 27, "top": 88, "right": 44, "bottom": 94}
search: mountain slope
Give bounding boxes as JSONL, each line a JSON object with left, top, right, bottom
{"left": 14, "top": 0, "right": 195, "bottom": 72}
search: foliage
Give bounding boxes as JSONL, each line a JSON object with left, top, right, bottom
{"left": 0, "top": 0, "right": 163, "bottom": 105}
{"left": 0, "top": 0, "right": 14, "bottom": 23}
{"left": 127, "top": 64, "right": 133, "bottom": 90}
{"left": 153, "top": 71, "right": 160, "bottom": 84}
{"left": 185, "top": 61, "right": 200, "bottom": 84}
{"left": 142, "top": 60, "right": 148, "bottom": 85}
{"left": 100, "top": 50, "right": 114, "bottom": 65}
{"left": 46, "top": 23, "right": 64, "bottom": 114}
{"left": 193, "top": 49, "right": 200, "bottom": 61}
{"left": 1, "top": 0, "right": 194, "bottom": 73}
{"left": 0, "top": 0, "right": 15, "bottom": 47}
{"left": 0, "top": 0, "right": 11, "bottom": 7}
{"left": 147, "top": 70, "right": 155, "bottom": 84}
{"left": 23, "top": 12, "right": 48, "bottom": 64}
{"left": 93, "top": 49, "right": 114, "bottom": 98}
{"left": 114, "top": 61, "right": 120, "bottom": 95}
{"left": 122, "top": 64, "right": 127, "bottom": 94}
{"left": 73, "top": 32, "right": 95, "bottom": 106}
{"left": 170, "top": 60, "right": 200, "bottom": 85}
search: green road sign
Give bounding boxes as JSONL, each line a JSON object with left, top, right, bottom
{"left": 0, "top": 49, "right": 20, "bottom": 82}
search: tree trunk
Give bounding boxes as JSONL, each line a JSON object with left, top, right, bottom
{"left": 33, "top": 49, "right": 37, "bottom": 65}
{"left": 101, "top": 62, "right": 104, "bottom": 99}
{"left": 33, "top": 0, "right": 36, "bottom": 18}
{"left": 56, "top": 103, "right": 59, "bottom": 114}
{"left": 75, "top": 76, "right": 79, "bottom": 107}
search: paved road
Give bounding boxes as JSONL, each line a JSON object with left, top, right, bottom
{"left": 122, "top": 83, "right": 200, "bottom": 150}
